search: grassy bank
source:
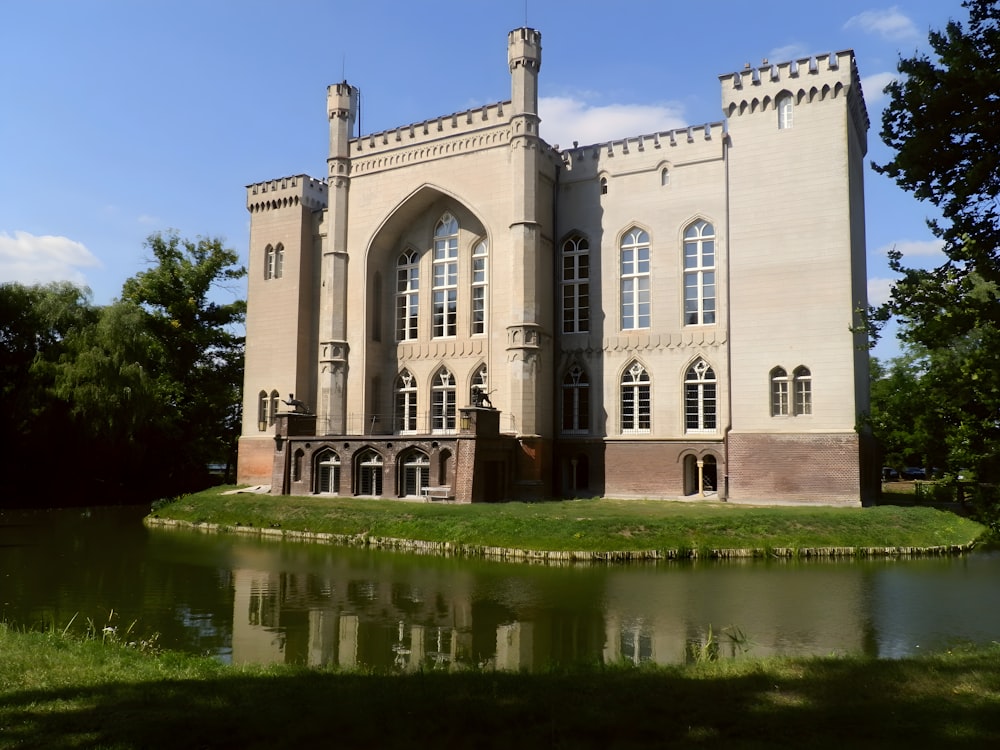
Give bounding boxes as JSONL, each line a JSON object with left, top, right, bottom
{"left": 2, "top": 624, "right": 998, "bottom": 749}
{"left": 148, "top": 486, "right": 987, "bottom": 557}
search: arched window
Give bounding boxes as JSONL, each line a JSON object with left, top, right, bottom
{"left": 315, "top": 449, "right": 340, "bottom": 494}
{"left": 471, "top": 239, "right": 488, "bottom": 335}
{"left": 770, "top": 367, "right": 790, "bottom": 416}
{"left": 794, "top": 366, "right": 812, "bottom": 415}
{"left": 274, "top": 244, "right": 284, "bottom": 279}
{"left": 292, "top": 448, "right": 304, "bottom": 482}
{"left": 777, "top": 93, "right": 794, "bottom": 129}
{"left": 685, "top": 359, "right": 717, "bottom": 432}
{"left": 269, "top": 390, "right": 280, "bottom": 425}
{"left": 621, "top": 361, "right": 650, "bottom": 433}
{"left": 660, "top": 167, "right": 670, "bottom": 186}
{"left": 562, "top": 365, "right": 590, "bottom": 433}
{"left": 470, "top": 364, "right": 488, "bottom": 406}
{"left": 431, "top": 367, "right": 456, "bottom": 432}
{"left": 355, "top": 449, "right": 383, "bottom": 496}
{"left": 396, "top": 249, "right": 419, "bottom": 341}
{"left": 432, "top": 214, "right": 459, "bottom": 338}
{"left": 683, "top": 220, "right": 716, "bottom": 325}
{"left": 264, "top": 245, "right": 275, "bottom": 280}
{"left": 561, "top": 235, "right": 590, "bottom": 333}
{"left": 621, "top": 228, "right": 650, "bottom": 330}
{"left": 395, "top": 369, "right": 418, "bottom": 433}
{"left": 600, "top": 176, "right": 608, "bottom": 195}
{"left": 399, "top": 450, "right": 430, "bottom": 497}
{"left": 257, "top": 390, "right": 268, "bottom": 431}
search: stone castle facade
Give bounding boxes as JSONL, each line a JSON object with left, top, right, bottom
{"left": 237, "top": 27, "right": 875, "bottom": 505}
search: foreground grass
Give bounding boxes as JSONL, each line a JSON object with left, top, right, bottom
{"left": 1, "top": 624, "right": 998, "bottom": 749}
{"left": 150, "top": 486, "right": 987, "bottom": 555}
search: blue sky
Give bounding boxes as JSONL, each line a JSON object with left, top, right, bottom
{"left": 0, "top": 1, "right": 967, "bottom": 361}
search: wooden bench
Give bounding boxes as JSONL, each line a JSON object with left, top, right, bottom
{"left": 421, "top": 486, "right": 454, "bottom": 502}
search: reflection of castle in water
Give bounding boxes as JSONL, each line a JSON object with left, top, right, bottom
{"left": 230, "top": 560, "right": 871, "bottom": 670}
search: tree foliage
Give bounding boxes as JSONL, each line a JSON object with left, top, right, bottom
{"left": 871, "top": 0, "right": 1000, "bottom": 482}
{"left": 0, "top": 232, "right": 245, "bottom": 506}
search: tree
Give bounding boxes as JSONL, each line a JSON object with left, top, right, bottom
{"left": 118, "top": 231, "right": 246, "bottom": 493}
{"left": 872, "top": 0, "right": 1000, "bottom": 482}
{"left": 0, "top": 282, "right": 98, "bottom": 504}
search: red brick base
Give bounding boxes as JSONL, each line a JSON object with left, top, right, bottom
{"left": 727, "top": 432, "right": 861, "bottom": 505}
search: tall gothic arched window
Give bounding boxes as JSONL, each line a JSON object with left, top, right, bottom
{"left": 432, "top": 214, "right": 459, "bottom": 338}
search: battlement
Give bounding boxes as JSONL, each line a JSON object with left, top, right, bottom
{"left": 246, "top": 174, "right": 328, "bottom": 214}
{"left": 351, "top": 100, "right": 513, "bottom": 159}
{"left": 559, "top": 121, "right": 725, "bottom": 173}
{"left": 508, "top": 27, "right": 542, "bottom": 71}
{"left": 720, "top": 50, "right": 868, "bottom": 129}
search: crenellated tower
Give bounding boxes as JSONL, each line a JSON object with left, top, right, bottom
{"left": 317, "top": 82, "right": 359, "bottom": 435}
{"left": 721, "top": 51, "right": 873, "bottom": 503}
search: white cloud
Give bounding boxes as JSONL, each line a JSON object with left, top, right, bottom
{"left": 861, "top": 71, "right": 897, "bottom": 106}
{"left": 844, "top": 7, "right": 919, "bottom": 41}
{"left": 0, "top": 230, "right": 101, "bottom": 287}
{"left": 877, "top": 238, "right": 946, "bottom": 260}
{"left": 769, "top": 44, "right": 810, "bottom": 64}
{"left": 539, "top": 96, "right": 688, "bottom": 149}
{"left": 868, "top": 276, "right": 896, "bottom": 306}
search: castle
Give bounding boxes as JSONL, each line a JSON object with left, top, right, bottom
{"left": 236, "top": 27, "right": 875, "bottom": 505}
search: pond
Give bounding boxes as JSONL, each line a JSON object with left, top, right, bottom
{"left": 1, "top": 506, "right": 998, "bottom": 671}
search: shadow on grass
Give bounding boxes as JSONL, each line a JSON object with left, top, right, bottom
{"left": 3, "top": 655, "right": 999, "bottom": 749}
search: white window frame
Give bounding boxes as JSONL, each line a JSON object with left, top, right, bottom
{"left": 683, "top": 220, "right": 716, "bottom": 326}
{"left": 471, "top": 239, "right": 488, "bottom": 335}
{"left": 431, "top": 367, "right": 457, "bottom": 432}
{"left": 620, "top": 228, "right": 650, "bottom": 330}
{"left": 562, "top": 235, "right": 590, "bottom": 333}
{"left": 794, "top": 366, "right": 812, "bottom": 415}
{"left": 771, "top": 367, "right": 790, "bottom": 417}
{"left": 395, "top": 249, "right": 419, "bottom": 341}
{"left": 432, "top": 214, "right": 459, "bottom": 338}
{"left": 685, "top": 359, "right": 717, "bottom": 433}
{"left": 621, "top": 361, "right": 651, "bottom": 434}
{"left": 395, "top": 369, "right": 418, "bottom": 433}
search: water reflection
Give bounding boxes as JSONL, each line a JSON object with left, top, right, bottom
{"left": 225, "top": 557, "right": 878, "bottom": 670}
{"left": 1, "top": 507, "right": 997, "bottom": 672}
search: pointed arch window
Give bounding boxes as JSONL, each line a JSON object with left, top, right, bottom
{"left": 432, "top": 214, "right": 459, "bottom": 338}
{"left": 316, "top": 449, "right": 341, "bottom": 494}
{"left": 356, "top": 449, "right": 383, "bottom": 496}
{"left": 431, "top": 367, "right": 457, "bottom": 432}
{"left": 264, "top": 245, "right": 275, "bottom": 280}
{"left": 771, "top": 367, "right": 790, "bottom": 416}
{"left": 778, "top": 93, "right": 794, "bottom": 129}
{"left": 562, "top": 235, "right": 590, "bottom": 333}
{"left": 471, "top": 239, "right": 488, "bottom": 335}
{"left": 257, "top": 390, "right": 268, "bottom": 431}
{"left": 794, "top": 366, "right": 812, "bottom": 415}
{"left": 269, "top": 390, "right": 280, "bottom": 425}
{"left": 395, "top": 369, "right": 418, "bottom": 433}
{"left": 274, "top": 244, "right": 284, "bottom": 279}
{"left": 396, "top": 249, "right": 419, "bottom": 341}
{"left": 562, "top": 365, "right": 591, "bottom": 433}
{"left": 685, "top": 359, "right": 717, "bottom": 432}
{"left": 399, "top": 450, "right": 430, "bottom": 497}
{"left": 621, "top": 361, "right": 651, "bottom": 433}
{"left": 621, "top": 228, "right": 650, "bottom": 330}
{"left": 683, "top": 220, "right": 716, "bottom": 325}
{"left": 471, "top": 364, "right": 488, "bottom": 406}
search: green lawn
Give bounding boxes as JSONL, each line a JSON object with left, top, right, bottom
{"left": 149, "top": 486, "right": 987, "bottom": 558}
{"left": 2, "top": 624, "right": 998, "bottom": 749}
